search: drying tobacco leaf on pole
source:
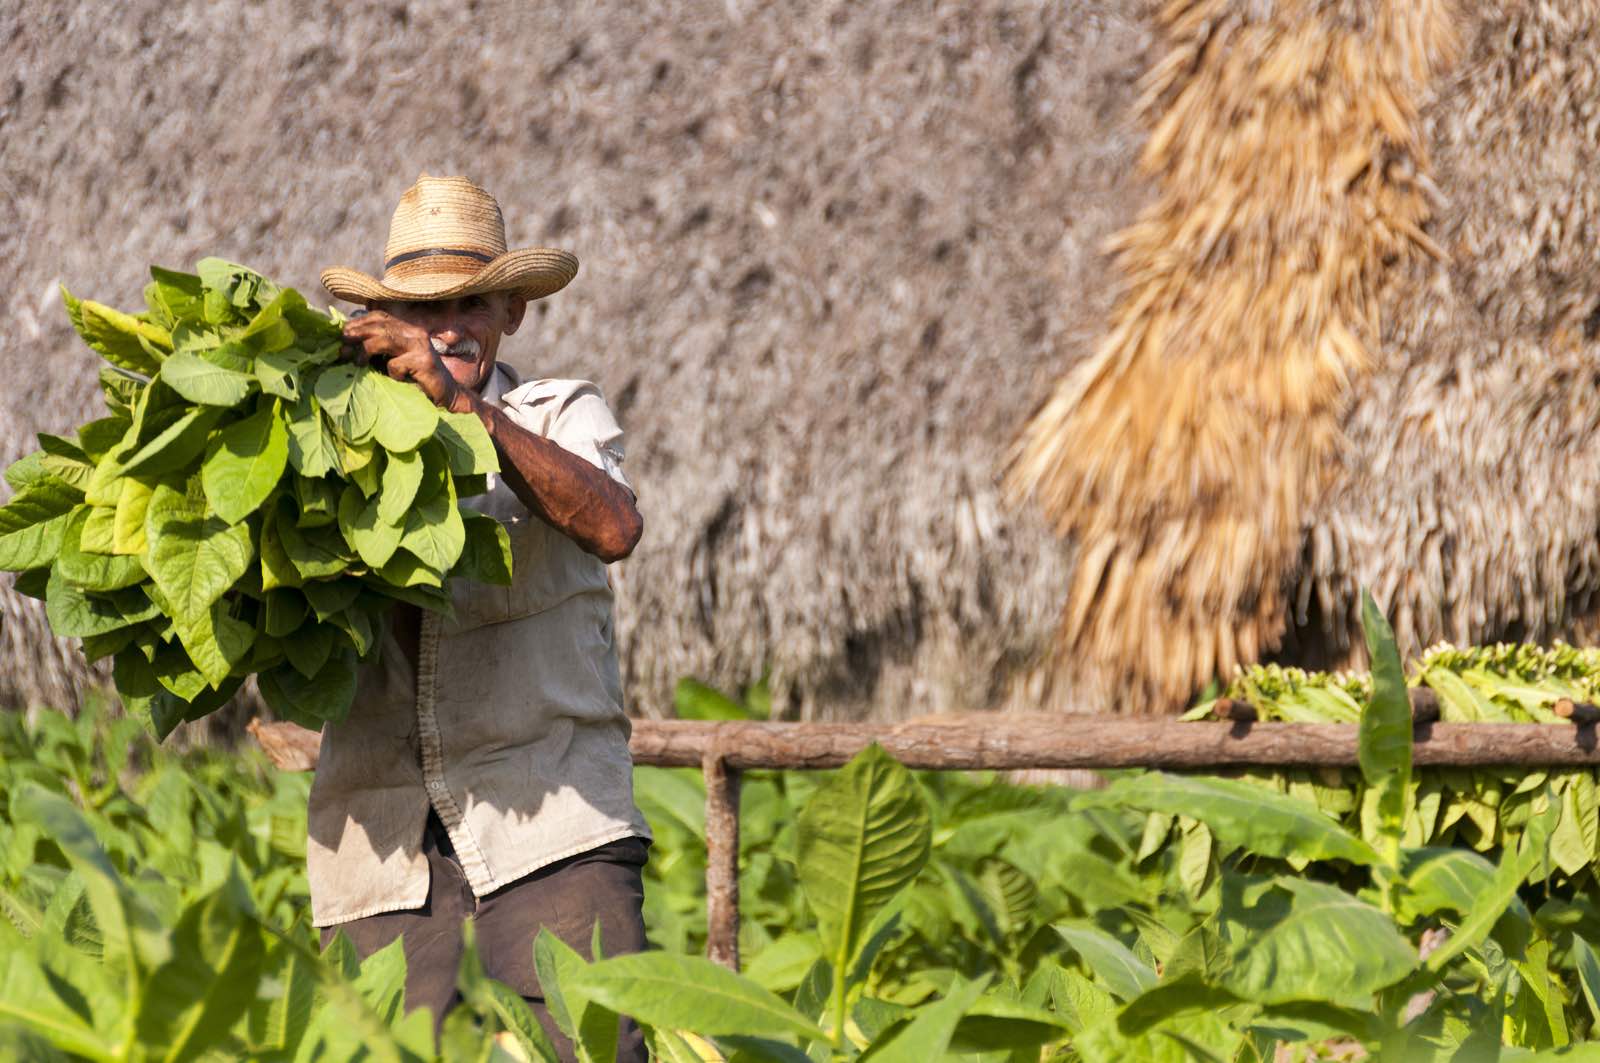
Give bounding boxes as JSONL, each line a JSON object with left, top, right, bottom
{"left": 0, "top": 259, "right": 512, "bottom": 737}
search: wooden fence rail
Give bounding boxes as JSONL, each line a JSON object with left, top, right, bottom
{"left": 250, "top": 710, "right": 1600, "bottom": 971}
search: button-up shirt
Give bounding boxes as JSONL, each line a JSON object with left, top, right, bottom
{"left": 306, "top": 365, "right": 651, "bottom": 927}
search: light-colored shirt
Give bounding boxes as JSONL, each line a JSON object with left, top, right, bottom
{"left": 306, "top": 365, "right": 651, "bottom": 927}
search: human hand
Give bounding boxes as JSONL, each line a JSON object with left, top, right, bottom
{"left": 340, "top": 310, "right": 466, "bottom": 411}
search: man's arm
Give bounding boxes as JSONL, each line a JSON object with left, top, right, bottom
{"left": 451, "top": 389, "right": 642, "bottom": 563}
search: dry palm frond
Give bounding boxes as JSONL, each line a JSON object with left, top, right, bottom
{"left": 1007, "top": 0, "right": 1458, "bottom": 712}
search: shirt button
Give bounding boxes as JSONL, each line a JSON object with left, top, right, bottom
{"left": 428, "top": 781, "right": 444, "bottom": 792}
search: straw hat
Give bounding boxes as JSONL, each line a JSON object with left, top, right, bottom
{"left": 321, "top": 174, "right": 577, "bottom": 305}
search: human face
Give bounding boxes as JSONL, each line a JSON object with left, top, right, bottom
{"left": 371, "top": 291, "right": 528, "bottom": 393}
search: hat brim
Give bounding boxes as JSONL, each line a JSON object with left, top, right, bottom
{"left": 320, "top": 247, "right": 579, "bottom": 305}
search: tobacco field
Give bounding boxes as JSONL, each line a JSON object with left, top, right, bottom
{"left": 7, "top": 604, "right": 1600, "bottom": 1059}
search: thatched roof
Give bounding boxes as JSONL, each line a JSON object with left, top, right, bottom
{"left": 8, "top": 1, "right": 1600, "bottom": 725}
{"left": 1, "top": 1, "right": 1150, "bottom": 722}
{"left": 1298, "top": 0, "right": 1600, "bottom": 665}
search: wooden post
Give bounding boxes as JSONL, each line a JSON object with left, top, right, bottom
{"left": 703, "top": 748, "right": 743, "bottom": 970}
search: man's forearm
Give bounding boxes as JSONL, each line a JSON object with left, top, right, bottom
{"left": 454, "top": 392, "right": 643, "bottom": 562}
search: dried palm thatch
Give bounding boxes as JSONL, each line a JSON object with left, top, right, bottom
{"left": 1007, "top": 0, "right": 1458, "bottom": 712}
{"left": 1294, "top": 0, "right": 1600, "bottom": 668}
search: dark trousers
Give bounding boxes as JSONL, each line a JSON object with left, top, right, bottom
{"left": 321, "top": 812, "right": 650, "bottom": 1061}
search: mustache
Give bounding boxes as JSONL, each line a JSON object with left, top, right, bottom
{"left": 430, "top": 335, "right": 482, "bottom": 359}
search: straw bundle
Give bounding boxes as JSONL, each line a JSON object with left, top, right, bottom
{"left": 1007, "top": 0, "right": 1458, "bottom": 712}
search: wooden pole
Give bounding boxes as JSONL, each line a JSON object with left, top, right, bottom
{"left": 702, "top": 748, "right": 742, "bottom": 971}
{"left": 253, "top": 716, "right": 1600, "bottom": 774}
{"left": 627, "top": 719, "right": 1600, "bottom": 770}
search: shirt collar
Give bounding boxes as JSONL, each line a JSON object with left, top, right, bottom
{"left": 477, "top": 362, "right": 520, "bottom": 406}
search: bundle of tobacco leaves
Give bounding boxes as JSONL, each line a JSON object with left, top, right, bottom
{"left": 0, "top": 260, "right": 511, "bottom": 736}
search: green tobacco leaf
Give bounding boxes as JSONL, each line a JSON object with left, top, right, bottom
{"left": 283, "top": 393, "right": 338, "bottom": 478}
{"left": 1220, "top": 877, "right": 1416, "bottom": 1005}
{"left": 452, "top": 511, "right": 513, "bottom": 586}
{"left": 533, "top": 930, "right": 618, "bottom": 1063}
{"left": 674, "top": 678, "right": 750, "bottom": 721}
{"left": 159, "top": 351, "right": 255, "bottom": 406}
{"left": 1427, "top": 802, "right": 1557, "bottom": 971}
{"left": 0, "top": 936, "right": 120, "bottom": 1059}
{"left": 40, "top": 451, "right": 93, "bottom": 492}
{"left": 339, "top": 484, "right": 404, "bottom": 570}
{"left": 257, "top": 648, "right": 358, "bottom": 727}
{"left": 100, "top": 366, "right": 145, "bottom": 416}
{"left": 4, "top": 450, "right": 49, "bottom": 492}
{"left": 399, "top": 472, "right": 464, "bottom": 573}
{"left": 246, "top": 939, "right": 316, "bottom": 1057}
{"left": 1360, "top": 591, "right": 1412, "bottom": 865}
{"left": 436, "top": 411, "right": 500, "bottom": 475}
{"left": 258, "top": 501, "right": 303, "bottom": 590}
{"left": 147, "top": 265, "right": 206, "bottom": 323}
{"left": 197, "top": 257, "right": 278, "bottom": 313}
{"left": 144, "top": 511, "right": 252, "bottom": 620}
{"left": 120, "top": 404, "right": 225, "bottom": 478}
{"left": 377, "top": 447, "right": 425, "bottom": 525}
{"left": 143, "top": 513, "right": 254, "bottom": 685}
{"left": 202, "top": 403, "right": 290, "bottom": 524}
{"left": 573, "top": 952, "right": 828, "bottom": 1041}
{"left": 82, "top": 624, "right": 141, "bottom": 663}
{"left": 1087, "top": 773, "right": 1376, "bottom": 866}
{"left": 455, "top": 921, "right": 560, "bottom": 1063}
{"left": 798, "top": 744, "right": 932, "bottom": 985}
{"left": 743, "top": 934, "right": 823, "bottom": 994}
{"left": 294, "top": 474, "right": 341, "bottom": 528}
{"left": 0, "top": 478, "right": 83, "bottom": 571}
{"left": 279, "top": 517, "right": 350, "bottom": 582}
{"left": 302, "top": 578, "right": 361, "bottom": 621}
{"left": 380, "top": 550, "right": 441, "bottom": 591}
{"left": 261, "top": 589, "right": 307, "bottom": 637}
{"left": 1055, "top": 924, "right": 1157, "bottom": 1002}
{"left": 114, "top": 647, "right": 185, "bottom": 738}
{"left": 78, "top": 415, "right": 135, "bottom": 461}
{"left": 1117, "top": 975, "right": 1242, "bottom": 1037}
{"left": 282, "top": 624, "right": 337, "bottom": 680}
{"left": 1573, "top": 936, "right": 1600, "bottom": 1029}
{"left": 78, "top": 503, "right": 117, "bottom": 553}
{"left": 361, "top": 374, "right": 441, "bottom": 452}
{"left": 184, "top": 603, "right": 255, "bottom": 690}
{"left": 135, "top": 871, "right": 265, "bottom": 1062}
{"left": 256, "top": 347, "right": 310, "bottom": 400}
{"left": 56, "top": 507, "right": 144, "bottom": 591}
{"left": 14, "top": 783, "right": 168, "bottom": 970}
{"left": 1051, "top": 966, "right": 1117, "bottom": 1035}
{"left": 948, "top": 992, "right": 1075, "bottom": 1052}
{"left": 62, "top": 287, "right": 169, "bottom": 374}
{"left": 348, "top": 442, "right": 384, "bottom": 497}
{"left": 1399, "top": 847, "right": 1531, "bottom": 957}
{"left": 1551, "top": 777, "right": 1592, "bottom": 877}
{"left": 238, "top": 290, "right": 300, "bottom": 353}
{"left": 46, "top": 570, "right": 160, "bottom": 638}
{"left": 856, "top": 975, "right": 989, "bottom": 1063}
{"left": 314, "top": 364, "right": 376, "bottom": 440}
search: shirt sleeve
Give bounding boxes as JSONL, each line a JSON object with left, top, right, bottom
{"left": 498, "top": 379, "right": 634, "bottom": 496}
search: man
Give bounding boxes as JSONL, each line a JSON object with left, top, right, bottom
{"left": 311, "top": 174, "right": 651, "bottom": 1060}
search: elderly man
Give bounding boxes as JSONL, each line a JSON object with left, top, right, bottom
{"left": 312, "top": 174, "right": 651, "bottom": 1060}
